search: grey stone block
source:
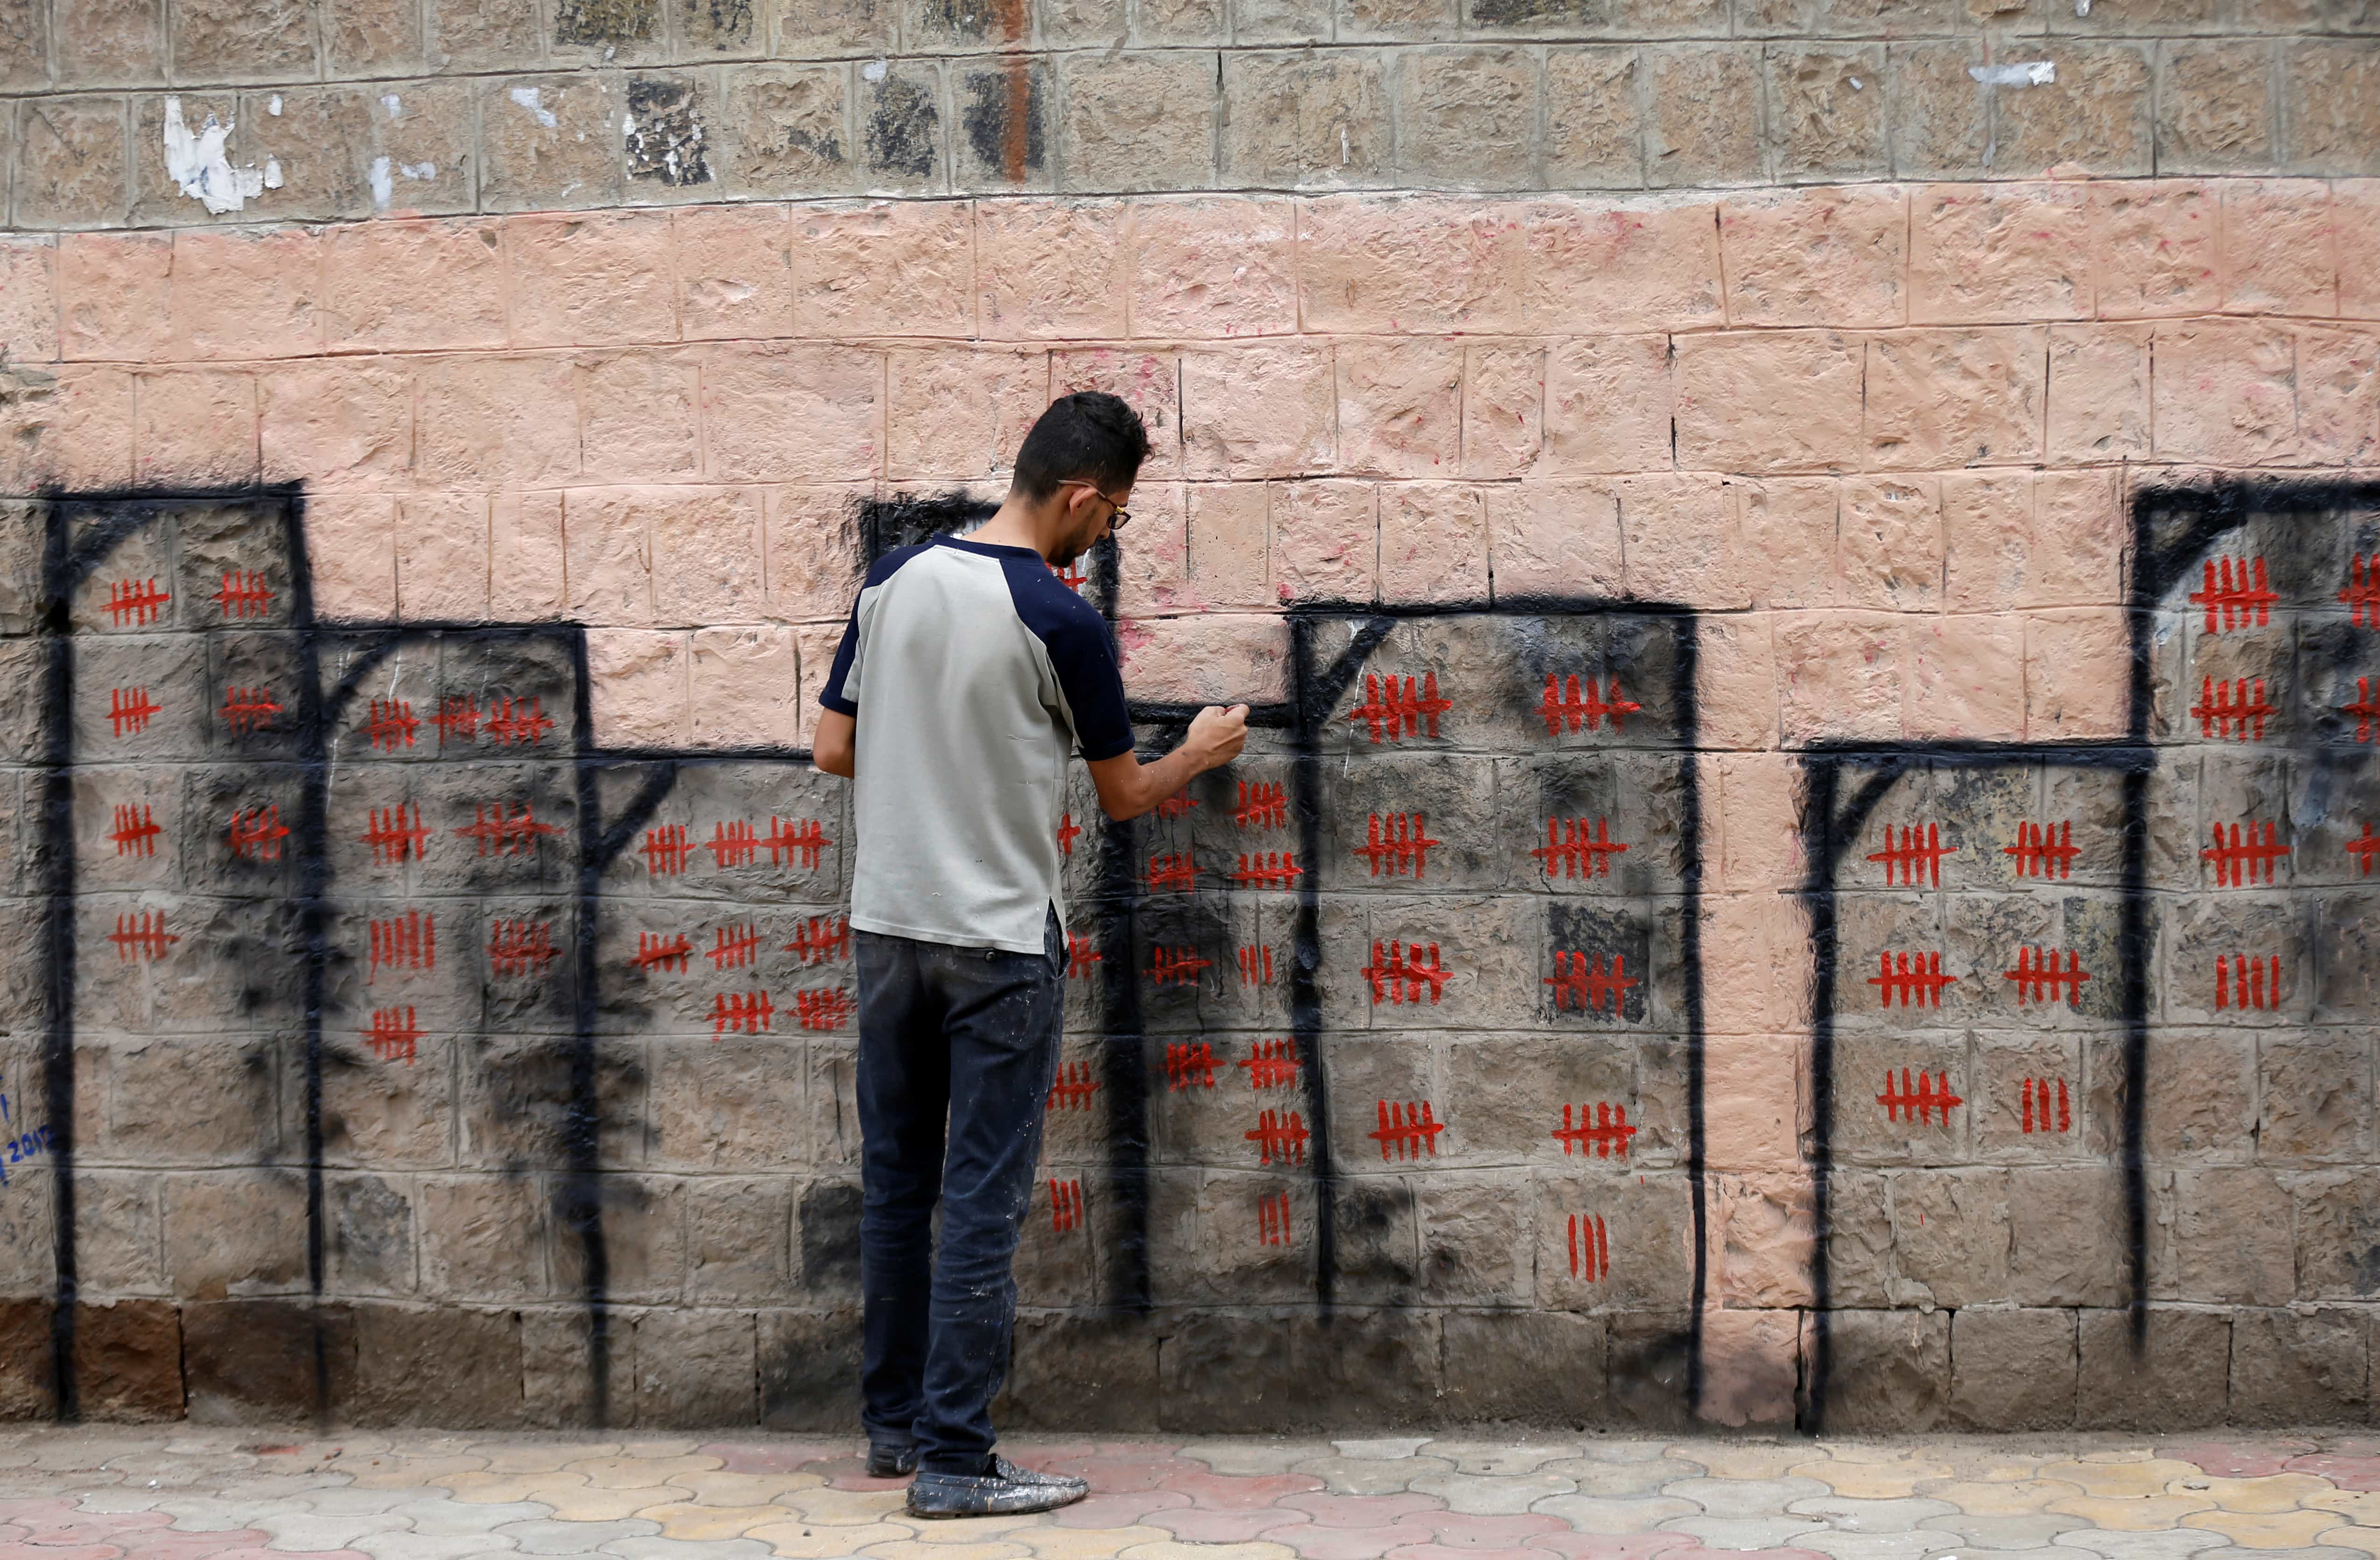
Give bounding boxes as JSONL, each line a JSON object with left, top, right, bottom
{"left": 1950, "top": 1307, "right": 2076, "bottom": 1430}
{"left": 2075, "top": 1306, "right": 2230, "bottom": 1430}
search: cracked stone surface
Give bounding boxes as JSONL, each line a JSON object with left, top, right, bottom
{"left": 15, "top": 1432, "right": 2380, "bottom": 1560}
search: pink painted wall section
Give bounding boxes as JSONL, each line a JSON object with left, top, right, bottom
{"left": 4, "top": 181, "right": 2371, "bottom": 744}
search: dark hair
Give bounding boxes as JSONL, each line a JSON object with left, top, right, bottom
{"left": 1011, "top": 392, "right": 1152, "bottom": 502}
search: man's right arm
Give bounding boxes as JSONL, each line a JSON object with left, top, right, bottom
{"left": 1087, "top": 704, "right": 1248, "bottom": 821}
{"left": 814, "top": 708, "right": 856, "bottom": 777}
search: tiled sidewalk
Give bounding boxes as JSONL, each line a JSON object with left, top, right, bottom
{"left": 7, "top": 1428, "right": 2380, "bottom": 1560}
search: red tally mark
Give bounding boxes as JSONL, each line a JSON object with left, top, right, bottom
{"left": 765, "top": 816, "right": 829, "bottom": 868}
{"left": 108, "top": 910, "right": 177, "bottom": 963}
{"left": 1877, "top": 1069, "right": 1961, "bottom": 1126}
{"left": 1868, "top": 824, "right": 1954, "bottom": 888}
{"left": 1552, "top": 1101, "right": 1636, "bottom": 1159}
{"left": 1239, "top": 1038, "right": 1298, "bottom": 1091}
{"left": 709, "top": 820, "right": 760, "bottom": 868}
{"left": 2020, "top": 1077, "right": 2071, "bottom": 1134}
{"left": 794, "top": 987, "right": 853, "bottom": 1031}
{"left": 1066, "top": 933, "right": 1101, "bottom": 979}
{"left": 1048, "top": 1178, "right": 1084, "bottom": 1234}
{"left": 1869, "top": 951, "right": 1953, "bottom": 1009}
{"left": 217, "top": 687, "right": 282, "bottom": 736}
{"left": 361, "top": 805, "right": 430, "bottom": 866}
{"left": 432, "top": 698, "right": 481, "bottom": 747}
{"left": 711, "top": 990, "right": 775, "bottom": 1034}
{"left": 1235, "top": 782, "right": 1287, "bottom": 830}
{"left": 1258, "top": 1190, "right": 1292, "bottom": 1247}
{"left": 455, "top": 804, "right": 560, "bottom": 857}
{"left": 1348, "top": 672, "right": 1449, "bottom": 743}
{"left": 484, "top": 696, "right": 552, "bottom": 747}
{"left": 109, "top": 804, "right": 161, "bottom": 857}
{"left": 213, "top": 570, "right": 271, "bottom": 619}
{"left": 1047, "top": 1061, "right": 1100, "bottom": 1111}
{"left": 2204, "top": 820, "right": 2289, "bottom": 886}
{"left": 1356, "top": 813, "right": 1438, "bottom": 879}
{"left": 2346, "top": 678, "right": 2380, "bottom": 743}
{"left": 368, "top": 909, "right": 434, "bottom": 980}
{"left": 366, "top": 1006, "right": 421, "bottom": 1064}
{"left": 2343, "top": 555, "right": 2380, "bottom": 628}
{"left": 2351, "top": 823, "right": 2380, "bottom": 876}
{"left": 1165, "top": 1041, "right": 1218, "bottom": 1091}
{"left": 786, "top": 917, "right": 851, "bottom": 965}
{"left": 634, "top": 931, "right": 692, "bottom": 973}
{"left": 227, "top": 805, "right": 289, "bottom": 861}
{"left": 2190, "top": 556, "right": 2276, "bottom": 633}
{"left": 1155, "top": 790, "right": 1200, "bottom": 819}
{"left": 1532, "top": 818, "right": 1627, "bottom": 879}
{"left": 2194, "top": 677, "right": 2272, "bottom": 742}
{"left": 2216, "top": 953, "right": 2282, "bottom": 1011}
{"left": 1364, "top": 941, "right": 1450, "bottom": 1006}
{"left": 2005, "top": 821, "right": 2078, "bottom": 879}
{"left": 1146, "top": 852, "right": 1199, "bottom": 892}
{"left": 105, "top": 578, "right": 169, "bottom": 626}
{"left": 1056, "top": 813, "right": 1081, "bottom": 855}
{"left": 487, "top": 918, "right": 556, "bottom": 976}
{"left": 1369, "top": 1099, "right": 1443, "bottom": 1161}
{"left": 1147, "top": 946, "right": 1209, "bottom": 986}
{"left": 1055, "top": 562, "right": 1087, "bottom": 592}
{"left": 2004, "top": 946, "right": 2091, "bottom": 1007}
{"left": 1245, "top": 1108, "right": 1309, "bottom": 1166}
{"left": 642, "top": 825, "right": 693, "bottom": 877}
{"left": 1540, "top": 673, "right": 1638, "bottom": 735}
{"left": 107, "top": 687, "right": 159, "bottom": 738}
{"left": 1230, "top": 852, "right": 1304, "bottom": 889}
{"left": 1569, "top": 1213, "right": 1610, "bottom": 1281}
{"left": 363, "top": 699, "right": 417, "bottom": 751}
{"left": 708, "top": 923, "right": 763, "bottom": 971}
{"left": 1238, "top": 945, "right": 1274, "bottom": 987}
{"left": 1545, "top": 951, "right": 1636, "bottom": 1015}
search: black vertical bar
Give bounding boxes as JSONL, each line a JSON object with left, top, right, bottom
{"left": 2121, "top": 490, "right": 2158, "bottom": 1347}
{"left": 1288, "top": 616, "right": 1334, "bottom": 1307}
{"left": 569, "top": 638, "right": 614, "bottom": 1422}
{"left": 1671, "top": 617, "right": 1707, "bottom": 1417}
{"left": 284, "top": 497, "right": 337, "bottom": 1421}
{"left": 1088, "top": 538, "right": 1151, "bottom": 1311}
{"left": 1797, "top": 761, "right": 1842, "bottom": 1435}
{"left": 38, "top": 498, "right": 78, "bottom": 1420}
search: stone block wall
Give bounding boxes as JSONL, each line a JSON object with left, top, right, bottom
{"left": 0, "top": 0, "right": 2377, "bottom": 1432}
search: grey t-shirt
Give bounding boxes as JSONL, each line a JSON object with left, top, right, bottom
{"left": 818, "top": 535, "right": 1133, "bottom": 955}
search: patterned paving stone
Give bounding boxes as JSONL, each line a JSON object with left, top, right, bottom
{"left": 250, "top": 1510, "right": 413, "bottom": 1550}
{"left": 1920, "top": 1486, "right": 2088, "bottom": 1517}
{"left": 1530, "top": 1497, "right": 1704, "bottom": 1534}
{"left": 1528, "top": 1533, "right": 1698, "bottom": 1560}
{"left": 1143, "top": 1508, "right": 1310, "bottom": 1545}
{"left": 1664, "top": 1517, "right": 1834, "bottom": 1551}
{"left": 1049, "top": 1494, "right": 1190, "bottom": 1530}
{"left": 2041, "top": 1470, "right": 2210, "bottom": 1504}
{"left": 1177, "top": 1445, "right": 1324, "bottom": 1478}
{"left": 765, "top": 1490, "right": 911, "bottom": 1527}
{"left": 479, "top": 1452, "right": 626, "bottom": 1478}
{"left": 1787, "top": 1499, "right": 1961, "bottom": 1534}
{"left": 1693, "top": 1453, "right": 1829, "bottom": 1483}
{"left": 1114, "top": 1542, "right": 1299, "bottom": 1560}
{"left": 2048, "top": 1529, "right": 2236, "bottom": 1560}
{"left": 349, "top": 1532, "right": 520, "bottom": 1560}
{"left": 690, "top": 1446, "right": 844, "bottom": 1477}
{"left": 1037, "top": 1459, "right": 1213, "bottom": 1497}
{"left": 1547, "top": 1466, "right": 1710, "bottom": 1500}
{"left": 670, "top": 1477, "right": 826, "bottom": 1510}
{"left": 2048, "top": 1501, "right": 2223, "bottom": 1534}
{"left": 1793, "top": 1530, "right": 1947, "bottom": 1560}
{"left": 1016, "top": 1527, "right": 1173, "bottom": 1560}
{"left": 565, "top": 1462, "right": 722, "bottom": 1493}
{"left": 2191, "top": 1481, "right": 2339, "bottom": 1515}
{"left": 1336, "top": 1441, "right": 1436, "bottom": 1461}
{"left": 1411, "top": 1474, "right": 1580, "bottom": 1516}
{"left": 1664, "top": 1484, "right": 1837, "bottom": 1521}
{"left": 1290, "top": 1459, "right": 1461, "bottom": 1497}
{"left": 1795, "top": 1468, "right": 1960, "bottom": 1502}
{"left": 2180, "top": 1515, "right": 2353, "bottom": 1551}
{"left": 2289, "top": 1465, "right": 2380, "bottom": 1495}
{"left": 2314, "top": 1533, "right": 2380, "bottom": 1559}
{"left": 857, "top": 1540, "right": 1031, "bottom": 1560}
{"left": 2161, "top": 1450, "right": 2317, "bottom": 1482}
{"left": 1376, "top": 1546, "right": 1563, "bottom": 1560}
{"left": 1265, "top": 1522, "right": 1437, "bottom": 1560}
{"left": 1918, "top": 1512, "right": 2092, "bottom": 1548}
{"left": 489, "top": 1519, "right": 664, "bottom": 1554}
{"left": 738, "top": 1518, "right": 917, "bottom": 1556}
{"left": 624, "top": 1506, "right": 788, "bottom": 1542}
{"left": 1276, "top": 1493, "right": 1448, "bottom": 1528}
{"left": 597, "top": 1536, "right": 782, "bottom": 1560}
{"left": 1397, "top": 1512, "right": 1572, "bottom": 1548}
{"left": 386, "top": 1501, "right": 554, "bottom": 1537}
{"left": 1425, "top": 1446, "right": 1578, "bottom": 1477}
{"left": 1151, "top": 1473, "right": 1326, "bottom": 1511}
{"left": 151, "top": 1499, "right": 316, "bottom": 1533}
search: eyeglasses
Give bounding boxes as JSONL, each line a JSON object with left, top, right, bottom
{"left": 1058, "top": 479, "right": 1131, "bottom": 532}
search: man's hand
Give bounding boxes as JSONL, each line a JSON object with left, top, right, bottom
{"left": 1185, "top": 703, "right": 1249, "bottom": 770}
{"left": 1087, "top": 703, "right": 1252, "bottom": 821}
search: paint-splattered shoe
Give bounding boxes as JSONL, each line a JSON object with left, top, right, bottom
{"left": 906, "top": 1458, "right": 1088, "bottom": 1518}
{"left": 866, "top": 1441, "right": 920, "bottom": 1478}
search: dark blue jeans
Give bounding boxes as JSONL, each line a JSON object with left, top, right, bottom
{"left": 854, "top": 910, "right": 1065, "bottom": 1476}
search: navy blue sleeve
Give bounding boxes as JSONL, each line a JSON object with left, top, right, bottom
{"left": 817, "top": 544, "right": 928, "bottom": 715}
{"left": 1001, "top": 559, "right": 1133, "bottom": 762}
